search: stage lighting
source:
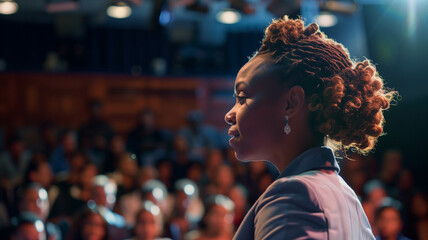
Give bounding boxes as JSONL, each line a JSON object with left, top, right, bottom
{"left": 316, "top": 11, "right": 337, "bottom": 28}
{"left": 0, "top": 0, "right": 18, "bottom": 15}
{"left": 216, "top": 8, "right": 242, "bottom": 24}
{"left": 107, "top": 1, "right": 132, "bottom": 19}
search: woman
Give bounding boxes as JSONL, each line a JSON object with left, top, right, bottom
{"left": 224, "top": 16, "right": 396, "bottom": 239}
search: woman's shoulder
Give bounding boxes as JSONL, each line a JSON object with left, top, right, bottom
{"left": 255, "top": 174, "right": 323, "bottom": 213}
{"left": 252, "top": 172, "right": 329, "bottom": 239}
{"left": 256, "top": 169, "right": 348, "bottom": 213}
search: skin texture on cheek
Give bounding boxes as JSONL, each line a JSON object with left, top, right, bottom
{"left": 235, "top": 87, "right": 285, "bottom": 161}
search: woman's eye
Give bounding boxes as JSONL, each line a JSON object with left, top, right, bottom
{"left": 236, "top": 95, "right": 246, "bottom": 103}
{"left": 233, "top": 92, "right": 247, "bottom": 103}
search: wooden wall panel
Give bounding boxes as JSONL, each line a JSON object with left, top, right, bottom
{"left": 0, "top": 73, "right": 234, "bottom": 136}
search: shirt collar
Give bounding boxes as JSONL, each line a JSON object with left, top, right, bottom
{"left": 277, "top": 146, "right": 340, "bottom": 179}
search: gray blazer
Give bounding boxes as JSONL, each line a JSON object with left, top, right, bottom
{"left": 233, "top": 147, "right": 375, "bottom": 240}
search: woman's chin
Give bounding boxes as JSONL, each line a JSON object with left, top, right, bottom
{"left": 234, "top": 150, "right": 263, "bottom": 163}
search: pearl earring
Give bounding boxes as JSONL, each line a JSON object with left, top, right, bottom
{"left": 284, "top": 115, "right": 291, "bottom": 134}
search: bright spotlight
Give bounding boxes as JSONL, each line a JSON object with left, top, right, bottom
{"left": 0, "top": 1, "right": 18, "bottom": 15}
{"left": 107, "top": 2, "right": 132, "bottom": 19}
{"left": 316, "top": 12, "right": 337, "bottom": 28}
{"left": 216, "top": 8, "right": 241, "bottom": 24}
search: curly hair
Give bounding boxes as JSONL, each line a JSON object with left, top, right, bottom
{"left": 255, "top": 16, "right": 397, "bottom": 153}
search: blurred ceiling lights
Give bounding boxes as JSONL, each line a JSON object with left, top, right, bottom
{"left": 267, "top": 0, "right": 356, "bottom": 27}
{"left": 216, "top": 8, "right": 242, "bottom": 24}
{"left": 0, "top": 0, "right": 18, "bottom": 15}
{"left": 316, "top": 11, "right": 338, "bottom": 27}
{"left": 107, "top": 1, "right": 132, "bottom": 19}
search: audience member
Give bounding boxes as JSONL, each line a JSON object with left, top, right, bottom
{"left": 108, "top": 153, "right": 139, "bottom": 200}
{"left": 227, "top": 185, "right": 248, "bottom": 229}
{"left": 66, "top": 207, "right": 110, "bottom": 240}
{"left": 49, "top": 131, "right": 77, "bottom": 176}
{"left": 8, "top": 212, "right": 46, "bottom": 240}
{"left": 375, "top": 200, "right": 411, "bottom": 240}
{"left": 185, "top": 195, "right": 234, "bottom": 240}
{"left": 177, "top": 111, "right": 220, "bottom": 162}
{"left": 128, "top": 109, "right": 172, "bottom": 166}
{"left": 104, "top": 135, "right": 127, "bottom": 173}
{"left": 156, "top": 159, "right": 174, "bottom": 192}
{"left": 0, "top": 135, "right": 32, "bottom": 188}
{"left": 23, "top": 154, "right": 54, "bottom": 189}
{"left": 116, "top": 166, "right": 157, "bottom": 227}
{"left": 89, "top": 175, "right": 128, "bottom": 240}
{"left": 78, "top": 100, "right": 114, "bottom": 171}
{"left": 206, "top": 165, "right": 234, "bottom": 197}
{"left": 39, "top": 122, "right": 57, "bottom": 158}
{"left": 406, "top": 192, "right": 428, "bottom": 240}
{"left": 363, "top": 180, "right": 388, "bottom": 233}
{"left": 49, "top": 163, "right": 98, "bottom": 222}
{"left": 132, "top": 201, "right": 170, "bottom": 240}
{"left": 166, "top": 179, "right": 202, "bottom": 240}
{"left": 379, "top": 150, "right": 403, "bottom": 196}
{"left": 15, "top": 184, "right": 61, "bottom": 240}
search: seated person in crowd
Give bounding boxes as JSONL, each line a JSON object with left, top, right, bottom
{"left": 185, "top": 195, "right": 234, "bottom": 240}
{"left": 166, "top": 179, "right": 202, "bottom": 240}
{"left": 131, "top": 201, "right": 170, "bottom": 240}
{"left": 127, "top": 109, "right": 172, "bottom": 166}
{"left": 15, "top": 183, "right": 61, "bottom": 240}
{"left": 89, "top": 175, "right": 128, "bottom": 240}
{"left": 375, "top": 199, "right": 411, "bottom": 240}
{"left": 49, "top": 130, "right": 77, "bottom": 176}
{"left": 8, "top": 212, "right": 46, "bottom": 240}
{"left": 0, "top": 135, "right": 32, "bottom": 189}
{"left": 49, "top": 163, "right": 98, "bottom": 224}
{"left": 66, "top": 207, "right": 110, "bottom": 240}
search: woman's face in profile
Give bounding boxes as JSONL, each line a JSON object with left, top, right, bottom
{"left": 225, "top": 54, "right": 287, "bottom": 162}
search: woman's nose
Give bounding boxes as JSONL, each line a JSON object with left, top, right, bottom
{"left": 225, "top": 108, "right": 236, "bottom": 125}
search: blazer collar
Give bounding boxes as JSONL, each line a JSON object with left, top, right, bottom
{"left": 277, "top": 146, "right": 340, "bottom": 179}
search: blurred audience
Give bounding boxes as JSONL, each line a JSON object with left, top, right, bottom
{"left": 1, "top": 109, "right": 426, "bottom": 240}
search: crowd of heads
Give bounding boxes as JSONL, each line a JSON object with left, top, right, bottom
{"left": 0, "top": 104, "right": 426, "bottom": 240}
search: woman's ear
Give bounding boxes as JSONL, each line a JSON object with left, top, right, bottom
{"left": 284, "top": 85, "right": 306, "bottom": 118}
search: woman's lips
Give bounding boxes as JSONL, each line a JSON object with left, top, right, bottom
{"left": 228, "top": 129, "right": 240, "bottom": 138}
{"left": 228, "top": 129, "right": 240, "bottom": 146}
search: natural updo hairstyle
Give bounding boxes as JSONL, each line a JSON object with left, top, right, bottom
{"left": 256, "top": 16, "right": 397, "bottom": 153}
